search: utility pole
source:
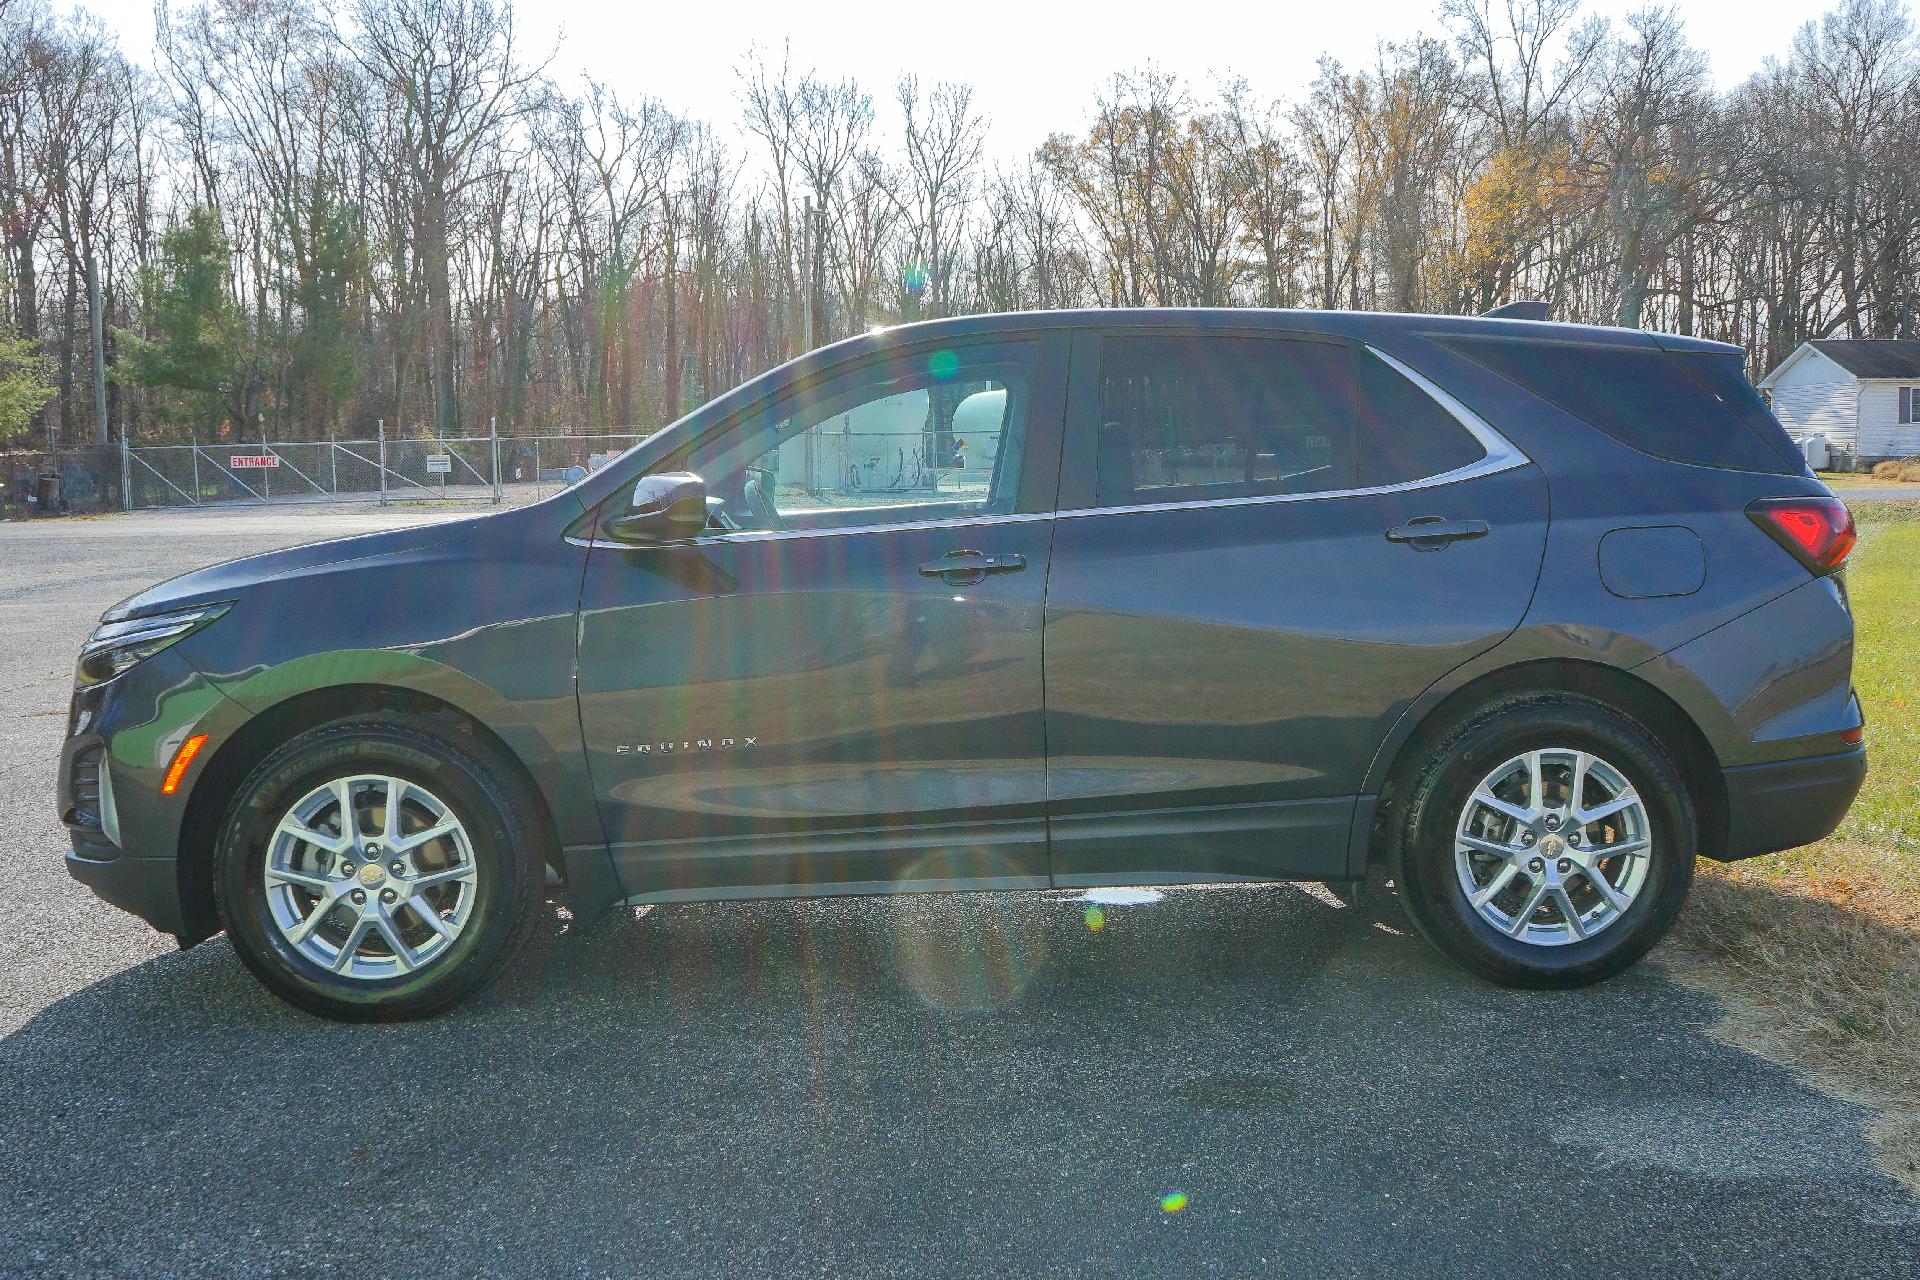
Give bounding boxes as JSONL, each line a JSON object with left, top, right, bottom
{"left": 86, "top": 249, "right": 108, "bottom": 448}
{"left": 809, "top": 198, "right": 829, "bottom": 349}
{"left": 800, "top": 196, "right": 814, "bottom": 354}
{"left": 489, "top": 416, "right": 501, "bottom": 505}
{"left": 800, "top": 197, "right": 815, "bottom": 489}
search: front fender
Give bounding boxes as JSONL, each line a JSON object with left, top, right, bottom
{"left": 199, "top": 647, "right": 601, "bottom": 851}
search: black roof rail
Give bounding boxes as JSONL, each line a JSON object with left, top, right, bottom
{"left": 1481, "top": 300, "right": 1550, "bottom": 322}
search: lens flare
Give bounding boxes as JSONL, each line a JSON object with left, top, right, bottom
{"left": 903, "top": 262, "right": 930, "bottom": 296}
{"left": 1160, "top": 1190, "right": 1190, "bottom": 1214}
{"left": 889, "top": 852, "right": 1048, "bottom": 1015}
{"left": 1083, "top": 904, "right": 1105, "bottom": 932}
{"left": 927, "top": 349, "right": 960, "bottom": 381}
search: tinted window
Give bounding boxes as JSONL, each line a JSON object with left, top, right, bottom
{"left": 1676, "top": 352, "right": 1808, "bottom": 470}
{"left": 1353, "top": 349, "right": 1487, "bottom": 486}
{"left": 1093, "top": 336, "right": 1483, "bottom": 505}
{"left": 666, "top": 341, "right": 1035, "bottom": 530}
{"left": 1441, "top": 336, "right": 1801, "bottom": 474}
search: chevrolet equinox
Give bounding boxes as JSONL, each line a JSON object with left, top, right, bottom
{"left": 60, "top": 309, "right": 1867, "bottom": 1019}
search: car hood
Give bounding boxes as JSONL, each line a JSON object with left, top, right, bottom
{"left": 101, "top": 518, "right": 478, "bottom": 622}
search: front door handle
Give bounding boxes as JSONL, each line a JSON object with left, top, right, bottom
{"left": 1386, "top": 517, "right": 1490, "bottom": 550}
{"left": 918, "top": 550, "right": 1027, "bottom": 583}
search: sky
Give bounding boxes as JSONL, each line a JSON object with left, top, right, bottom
{"left": 79, "top": 0, "right": 1828, "bottom": 159}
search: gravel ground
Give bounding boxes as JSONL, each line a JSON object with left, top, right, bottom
{"left": 2, "top": 506, "right": 1917, "bottom": 1278}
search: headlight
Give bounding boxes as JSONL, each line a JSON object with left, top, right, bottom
{"left": 76, "top": 603, "right": 231, "bottom": 688}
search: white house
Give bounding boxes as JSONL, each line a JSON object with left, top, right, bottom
{"left": 1758, "top": 339, "right": 1920, "bottom": 465}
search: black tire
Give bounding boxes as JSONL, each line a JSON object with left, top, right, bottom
{"left": 213, "top": 712, "right": 544, "bottom": 1021}
{"left": 1389, "top": 693, "right": 1695, "bottom": 988}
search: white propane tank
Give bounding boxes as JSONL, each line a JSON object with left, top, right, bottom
{"left": 1801, "top": 434, "right": 1830, "bottom": 471}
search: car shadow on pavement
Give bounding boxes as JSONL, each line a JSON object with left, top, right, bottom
{"left": 3, "top": 882, "right": 1917, "bottom": 1279}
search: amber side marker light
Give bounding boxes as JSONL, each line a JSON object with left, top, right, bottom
{"left": 161, "top": 734, "right": 208, "bottom": 795}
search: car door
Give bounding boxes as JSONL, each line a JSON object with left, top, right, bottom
{"left": 576, "top": 333, "right": 1067, "bottom": 905}
{"left": 1043, "top": 327, "right": 1548, "bottom": 886}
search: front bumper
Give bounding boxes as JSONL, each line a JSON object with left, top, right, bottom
{"left": 1715, "top": 747, "right": 1867, "bottom": 861}
{"left": 58, "top": 647, "right": 235, "bottom": 941}
{"left": 65, "top": 846, "right": 189, "bottom": 936}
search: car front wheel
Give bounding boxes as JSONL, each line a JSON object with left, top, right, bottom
{"left": 1391, "top": 694, "right": 1695, "bottom": 988}
{"left": 213, "top": 713, "right": 543, "bottom": 1021}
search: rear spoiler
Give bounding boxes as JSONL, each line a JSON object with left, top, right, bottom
{"left": 1481, "top": 300, "right": 1549, "bottom": 321}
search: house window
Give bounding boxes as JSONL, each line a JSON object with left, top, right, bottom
{"left": 1902, "top": 386, "right": 1918, "bottom": 425}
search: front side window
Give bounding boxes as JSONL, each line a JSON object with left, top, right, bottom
{"left": 665, "top": 341, "right": 1035, "bottom": 532}
{"left": 1092, "top": 335, "right": 1483, "bottom": 506}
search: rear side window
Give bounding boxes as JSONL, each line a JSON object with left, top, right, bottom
{"left": 1441, "top": 336, "right": 1803, "bottom": 474}
{"left": 1352, "top": 349, "right": 1486, "bottom": 486}
{"left": 1093, "top": 336, "right": 1484, "bottom": 505}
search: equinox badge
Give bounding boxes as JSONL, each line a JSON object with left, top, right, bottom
{"left": 615, "top": 737, "right": 758, "bottom": 755}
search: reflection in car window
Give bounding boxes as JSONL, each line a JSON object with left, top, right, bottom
{"left": 669, "top": 341, "right": 1036, "bottom": 532}
{"left": 1093, "top": 336, "right": 1482, "bottom": 505}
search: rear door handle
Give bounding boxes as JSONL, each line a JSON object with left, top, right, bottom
{"left": 1385, "top": 517, "right": 1489, "bottom": 550}
{"left": 918, "top": 550, "right": 1027, "bottom": 582}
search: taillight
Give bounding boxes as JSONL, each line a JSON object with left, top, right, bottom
{"left": 1747, "top": 496, "right": 1856, "bottom": 574}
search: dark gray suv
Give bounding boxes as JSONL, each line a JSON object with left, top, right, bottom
{"left": 59, "top": 309, "right": 1866, "bottom": 1020}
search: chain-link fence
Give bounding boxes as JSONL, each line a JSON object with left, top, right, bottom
{"left": 3, "top": 448, "right": 121, "bottom": 518}
{"left": 120, "top": 430, "right": 650, "bottom": 511}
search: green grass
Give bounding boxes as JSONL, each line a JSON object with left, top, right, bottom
{"left": 1841, "top": 506, "right": 1920, "bottom": 838}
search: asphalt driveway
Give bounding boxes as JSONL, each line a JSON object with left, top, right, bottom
{"left": 2, "top": 506, "right": 1916, "bottom": 1278}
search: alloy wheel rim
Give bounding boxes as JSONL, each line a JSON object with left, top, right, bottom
{"left": 263, "top": 774, "right": 479, "bottom": 980}
{"left": 1452, "top": 747, "right": 1652, "bottom": 947}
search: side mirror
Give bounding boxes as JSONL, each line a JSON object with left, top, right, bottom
{"left": 607, "top": 472, "right": 708, "bottom": 544}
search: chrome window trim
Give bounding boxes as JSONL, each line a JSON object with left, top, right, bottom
{"left": 1059, "top": 345, "right": 1529, "bottom": 520}
{"left": 565, "top": 508, "right": 1052, "bottom": 550}
{"left": 570, "top": 342, "right": 1530, "bottom": 550}
{"left": 1367, "top": 345, "right": 1527, "bottom": 470}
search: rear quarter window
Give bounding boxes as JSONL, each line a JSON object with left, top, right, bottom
{"left": 1439, "top": 336, "right": 1804, "bottom": 474}
{"left": 1353, "top": 349, "right": 1486, "bottom": 486}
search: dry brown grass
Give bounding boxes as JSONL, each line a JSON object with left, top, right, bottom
{"left": 1657, "top": 508, "right": 1920, "bottom": 1190}
{"left": 1666, "top": 844, "right": 1920, "bottom": 1192}
{"left": 1869, "top": 457, "right": 1920, "bottom": 481}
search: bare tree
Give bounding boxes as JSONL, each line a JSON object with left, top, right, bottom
{"left": 349, "top": 0, "right": 542, "bottom": 431}
{"left": 893, "top": 74, "right": 986, "bottom": 319}
{"left": 0, "top": 0, "right": 1915, "bottom": 457}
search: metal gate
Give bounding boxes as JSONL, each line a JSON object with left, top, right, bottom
{"left": 121, "top": 427, "right": 648, "bottom": 510}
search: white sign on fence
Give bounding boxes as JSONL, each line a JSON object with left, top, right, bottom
{"left": 229, "top": 453, "right": 280, "bottom": 469}
{"left": 425, "top": 453, "right": 453, "bottom": 475}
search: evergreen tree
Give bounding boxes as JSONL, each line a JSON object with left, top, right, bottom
{"left": 286, "top": 187, "right": 368, "bottom": 433}
{"left": 0, "top": 328, "right": 56, "bottom": 448}
{"left": 116, "top": 208, "right": 246, "bottom": 434}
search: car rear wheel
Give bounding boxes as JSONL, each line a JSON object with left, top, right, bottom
{"left": 214, "top": 713, "right": 543, "bottom": 1021}
{"left": 1390, "top": 694, "right": 1695, "bottom": 988}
